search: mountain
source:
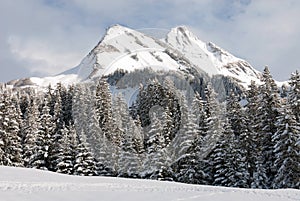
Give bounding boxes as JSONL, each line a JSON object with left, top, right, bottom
{"left": 75, "top": 24, "right": 194, "bottom": 82}
{"left": 7, "top": 24, "right": 262, "bottom": 89}
{"left": 165, "top": 26, "right": 262, "bottom": 86}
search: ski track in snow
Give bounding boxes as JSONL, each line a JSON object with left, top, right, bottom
{"left": 0, "top": 167, "right": 299, "bottom": 201}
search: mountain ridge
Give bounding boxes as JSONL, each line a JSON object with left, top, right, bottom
{"left": 7, "top": 24, "right": 263, "bottom": 88}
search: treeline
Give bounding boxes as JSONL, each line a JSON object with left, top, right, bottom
{"left": 0, "top": 67, "right": 299, "bottom": 189}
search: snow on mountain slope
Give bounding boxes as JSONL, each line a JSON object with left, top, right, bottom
{"left": 0, "top": 166, "right": 298, "bottom": 201}
{"left": 7, "top": 24, "right": 265, "bottom": 89}
{"left": 7, "top": 74, "right": 79, "bottom": 88}
{"left": 165, "top": 26, "right": 262, "bottom": 87}
{"left": 165, "top": 26, "right": 218, "bottom": 76}
{"left": 76, "top": 24, "right": 186, "bottom": 80}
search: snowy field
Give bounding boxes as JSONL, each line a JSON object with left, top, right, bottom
{"left": 0, "top": 166, "right": 298, "bottom": 201}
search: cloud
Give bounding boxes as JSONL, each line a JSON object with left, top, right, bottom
{"left": 7, "top": 35, "right": 83, "bottom": 75}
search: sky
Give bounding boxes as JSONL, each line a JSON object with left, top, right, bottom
{"left": 0, "top": 0, "right": 299, "bottom": 82}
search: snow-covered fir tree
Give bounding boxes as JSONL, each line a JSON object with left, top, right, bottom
{"left": 246, "top": 80, "right": 269, "bottom": 189}
{"left": 288, "top": 70, "right": 300, "bottom": 122}
{"left": 74, "top": 131, "right": 97, "bottom": 176}
{"left": 143, "top": 111, "right": 173, "bottom": 180}
{"left": 23, "top": 97, "right": 40, "bottom": 168}
{"left": 30, "top": 96, "right": 54, "bottom": 170}
{"left": 0, "top": 92, "right": 23, "bottom": 166}
{"left": 191, "top": 92, "right": 207, "bottom": 138}
{"left": 56, "top": 124, "right": 75, "bottom": 175}
{"left": 272, "top": 103, "right": 300, "bottom": 189}
{"left": 118, "top": 118, "right": 142, "bottom": 178}
{"left": 95, "top": 78, "right": 113, "bottom": 140}
{"left": 256, "top": 66, "right": 281, "bottom": 187}
{"left": 210, "top": 119, "right": 235, "bottom": 187}
{"left": 173, "top": 107, "right": 206, "bottom": 184}
{"left": 201, "top": 83, "right": 223, "bottom": 156}
{"left": 226, "top": 91, "right": 252, "bottom": 187}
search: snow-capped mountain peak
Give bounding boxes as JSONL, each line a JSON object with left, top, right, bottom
{"left": 77, "top": 25, "right": 184, "bottom": 80}
{"left": 101, "top": 24, "right": 134, "bottom": 42}
{"left": 167, "top": 26, "right": 207, "bottom": 49}
{"left": 165, "top": 26, "right": 262, "bottom": 86}
{"left": 165, "top": 26, "right": 220, "bottom": 76}
{"left": 8, "top": 25, "right": 264, "bottom": 89}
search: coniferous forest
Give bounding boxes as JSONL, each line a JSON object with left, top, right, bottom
{"left": 0, "top": 67, "right": 299, "bottom": 189}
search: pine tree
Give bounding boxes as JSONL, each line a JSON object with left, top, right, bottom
{"left": 56, "top": 125, "right": 74, "bottom": 175}
{"left": 201, "top": 83, "right": 223, "bottom": 156}
{"left": 118, "top": 118, "right": 142, "bottom": 178}
{"left": 86, "top": 107, "right": 104, "bottom": 159}
{"left": 145, "top": 112, "right": 164, "bottom": 154}
{"left": 0, "top": 92, "right": 8, "bottom": 165}
{"left": 6, "top": 97, "right": 23, "bottom": 167}
{"left": 74, "top": 131, "right": 97, "bottom": 176}
{"left": 30, "top": 96, "right": 54, "bottom": 170}
{"left": 96, "top": 132, "right": 115, "bottom": 176}
{"left": 226, "top": 91, "right": 252, "bottom": 187}
{"left": 288, "top": 70, "right": 300, "bottom": 122}
{"left": 191, "top": 92, "right": 207, "bottom": 138}
{"left": 142, "top": 112, "right": 173, "bottom": 180}
{"left": 48, "top": 93, "right": 64, "bottom": 172}
{"left": 95, "top": 78, "right": 113, "bottom": 140}
{"left": 256, "top": 66, "right": 281, "bottom": 187}
{"left": 54, "top": 83, "right": 73, "bottom": 125}
{"left": 210, "top": 120, "right": 235, "bottom": 187}
{"left": 162, "top": 107, "right": 173, "bottom": 146}
{"left": 174, "top": 108, "right": 205, "bottom": 184}
{"left": 23, "top": 97, "right": 40, "bottom": 168}
{"left": 72, "top": 84, "right": 90, "bottom": 135}
{"left": 225, "top": 136, "right": 250, "bottom": 188}
{"left": 132, "top": 116, "right": 144, "bottom": 154}
{"left": 0, "top": 92, "right": 23, "bottom": 167}
{"left": 272, "top": 104, "right": 300, "bottom": 189}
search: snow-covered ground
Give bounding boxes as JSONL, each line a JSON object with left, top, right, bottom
{"left": 0, "top": 166, "right": 298, "bottom": 201}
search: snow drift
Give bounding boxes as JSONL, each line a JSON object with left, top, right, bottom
{"left": 0, "top": 166, "right": 298, "bottom": 201}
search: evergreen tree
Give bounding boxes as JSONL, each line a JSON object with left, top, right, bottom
{"left": 162, "top": 107, "right": 173, "bottom": 146}
{"left": 72, "top": 84, "right": 90, "bottom": 135}
{"left": 136, "top": 79, "right": 181, "bottom": 143}
{"left": 6, "top": 97, "right": 23, "bottom": 167}
{"left": 174, "top": 109, "right": 205, "bottom": 184}
{"left": 191, "top": 92, "right": 207, "bottom": 138}
{"left": 95, "top": 78, "right": 113, "bottom": 140}
{"left": 272, "top": 104, "right": 300, "bottom": 189}
{"left": 118, "top": 118, "right": 142, "bottom": 178}
{"left": 132, "top": 116, "right": 144, "bottom": 154}
{"left": 0, "top": 92, "right": 23, "bottom": 166}
{"left": 256, "top": 66, "right": 281, "bottom": 187}
{"left": 23, "top": 97, "right": 40, "bottom": 168}
{"left": 246, "top": 81, "right": 268, "bottom": 189}
{"left": 30, "top": 96, "right": 54, "bottom": 170}
{"left": 74, "top": 131, "right": 97, "bottom": 176}
{"left": 226, "top": 92, "right": 252, "bottom": 187}
{"left": 225, "top": 136, "right": 250, "bottom": 188}
{"left": 48, "top": 93, "right": 65, "bottom": 172}
{"left": 142, "top": 112, "right": 173, "bottom": 180}
{"left": 145, "top": 112, "right": 164, "bottom": 154}
{"left": 201, "top": 83, "right": 223, "bottom": 156}
{"left": 288, "top": 70, "right": 300, "bottom": 122}
{"left": 210, "top": 120, "right": 235, "bottom": 187}
{"left": 56, "top": 125, "right": 75, "bottom": 175}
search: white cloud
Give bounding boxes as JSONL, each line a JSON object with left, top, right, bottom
{"left": 7, "top": 35, "right": 83, "bottom": 75}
